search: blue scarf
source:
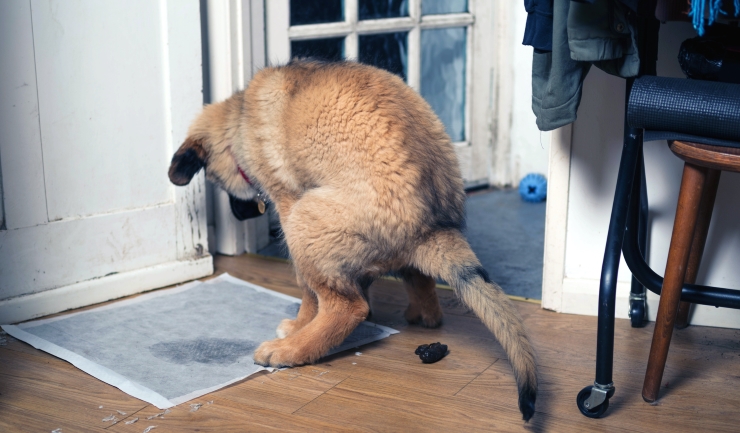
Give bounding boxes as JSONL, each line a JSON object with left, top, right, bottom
{"left": 690, "top": 0, "right": 740, "bottom": 36}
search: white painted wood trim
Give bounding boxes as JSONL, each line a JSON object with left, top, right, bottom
{"left": 345, "top": 32, "right": 359, "bottom": 60}
{"left": 213, "top": 187, "right": 243, "bottom": 255}
{"left": 207, "top": 0, "right": 234, "bottom": 99}
{"left": 165, "top": 0, "right": 210, "bottom": 261}
{"left": 241, "top": 0, "right": 261, "bottom": 76}
{"left": 0, "top": 257, "right": 213, "bottom": 324}
{"left": 344, "top": 0, "right": 358, "bottom": 59}
{"left": 0, "top": 164, "right": 4, "bottom": 229}
{"left": 541, "top": 124, "right": 573, "bottom": 311}
{"left": 248, "top": 0, "right": 266, "bottom": 76}
{"left": 357, "top": 17, "right": 413, "bottom": 34}
{"left": 266, "top": 0, "right": 290, "bottom": 64}
{"left": 460, "top": 0, "right": 491, "bottom": 184}
{"left": 463, "top": 23, "right": 473, "bottom": 147}
{"left": 407, "top": 0, "right": 422, "bottom": 92}
{"left": 207, "top": 0, "right": 270, "bottom": 256}
{"left": 287, "top": 16, "right": 480, "bottom": 39}
{"left": 230, "top": 0, "right": 246, "bottom": 90}
{"left": 288, "top": 22, "right": 353, "bottom": 40}
{"left": 419, "top": 13, "right": 474, "bottom": 29}
{"left": 286, "top": 15, "right": 475, "bottom": 40}
{"left": 0, "top": 0, "right": 48, "bottom": 230}
{"left": 406, "top": 26, "right": 420, "bottom": 91}
{"left": 489, "top": 0, "right": 513, "bottom": 186}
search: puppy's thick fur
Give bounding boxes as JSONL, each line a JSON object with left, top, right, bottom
{"left": 169, "top": 60, "right": 538, "bottom": 420}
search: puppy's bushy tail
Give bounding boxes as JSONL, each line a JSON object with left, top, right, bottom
{"left": 411, "top": 230, "right": 538, "bottom": 421}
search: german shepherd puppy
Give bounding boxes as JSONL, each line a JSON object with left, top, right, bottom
{"left": 169, "top": 60, "right": 538, "bottom": 420}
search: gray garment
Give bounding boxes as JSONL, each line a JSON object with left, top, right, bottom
{"left": 568, "top": 0, "right": 639, "bottom": 77}
{"left": 532, "top": 0, "right": 591, "bottom": 131}
{"left": 531, "top": 0, "right": 639, "bottom": 131}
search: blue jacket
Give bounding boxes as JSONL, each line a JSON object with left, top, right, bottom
{"left": 523, "top": 0, "right": 554, "bottom": 52}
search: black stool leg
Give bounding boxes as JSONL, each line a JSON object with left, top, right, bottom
{"left": 629, "top": 149, "right": 649, "bottom": 328}
{"left": 577, "top": 81, "right": 643, "bottom": 418}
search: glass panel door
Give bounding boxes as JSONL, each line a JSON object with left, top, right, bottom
{"left": 422, "top": 0, "right": 467, "bottom": 15}
{"left": 284, "top": 0, "right": 472, "bottom": 146}
{"left": 290, "top": 0, "right": 344, "bottom": 25}
{"left": 359, "top": 32, "right": 408, "bottom": 79}
{"left": 421, "top": 27, "right": 466, "bottom": 141}
{"left": 359, "top": 0, "right": 408, "bottom": 19}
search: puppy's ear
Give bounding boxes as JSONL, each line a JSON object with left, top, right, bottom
{"left": 169, "top": 137, "right": 206, "bottom": 186}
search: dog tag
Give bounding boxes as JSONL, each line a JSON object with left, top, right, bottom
{"left": 229, "top": 195, "right": 266, "bottom": 220}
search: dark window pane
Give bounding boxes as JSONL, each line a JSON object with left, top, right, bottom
{"left": 422, "top": 0, "right": 467, "bottom": 15}
{"left": 359, "top": 0, "right": 408, "bottom": 20}
{"left": 359, "top": 32, "right": 407, "bottom": 80}
{"left": 290, "top": 0, "right": 343, "bottom": 26}
{"left": 421, "top": 27, "right": 466, "bottom": 141}
{"left": 291, "top": 38, "right": 345, "bottom": 62}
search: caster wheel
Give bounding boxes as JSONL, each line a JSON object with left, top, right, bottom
{"left": 577, "top": 386, "right": 610, "bottom": 418}
{"left": 630, "top": 299, "right": 646, "bottom": 328}
{"left": 607, "top": 386, "right": 616, "bottom": 399}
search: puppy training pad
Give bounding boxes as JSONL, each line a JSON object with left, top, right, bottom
{"left": 1, "top": 273, "right": 397, "bottom": 408}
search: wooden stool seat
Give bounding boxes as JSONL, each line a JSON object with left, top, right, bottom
{"left": 669, "top": 140, "right": 740, "bottom": 173}
{"left": 642, "top": 140, "right": 740, "bottom": 402}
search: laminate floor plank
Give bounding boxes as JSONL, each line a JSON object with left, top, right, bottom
{"left": 107, "top": 399, "right": 353, "bottom": 433}
{"left": 214, "top": 366, "right": 350, "bottom": 414}
{"left": 0, "top": 401, "right": 104, "bottom": 433}
{"left": 3, "top": 253, "right": 740, "bottom": 433}
{"left": 0, "top": 348, "right": 148, "bottom": 430}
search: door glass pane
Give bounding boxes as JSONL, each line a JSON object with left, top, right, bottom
{"left": 359, "top": 32, "right": 407, "bottom": 80}
{"left": 421, "top": 27, "right": 466, "bottom": 141}
{"left": 291, "top": 37, "right": 345, "bottom": 61}
{"left": 422, "top": 0, "right": 467, "bottom": 15}
{"left": 290, "top": 0, "right": 343, "bottom": 26}
{"left": 359, "top": 0, "right": 409, "bottom": 20}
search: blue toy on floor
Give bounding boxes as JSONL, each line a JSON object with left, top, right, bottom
{"left": 518, "top": 173, "right": 547, "bottom": 202}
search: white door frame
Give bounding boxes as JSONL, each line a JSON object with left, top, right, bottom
{"left": 205, "top": 0, "right": 270, "bottom": 256}
{"left": 540, "top": 125, "right": 573, "bottom": 312}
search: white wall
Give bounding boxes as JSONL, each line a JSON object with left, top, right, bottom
{"left": 559, "top": 21, "right": 740, "bottom": 328}
{"left": 490, "top": 3, "right": 551, "bottom": 187}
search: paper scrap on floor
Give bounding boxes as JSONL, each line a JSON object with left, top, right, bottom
{"left": 1, "top": 273, "right": 398, "bottom": 408}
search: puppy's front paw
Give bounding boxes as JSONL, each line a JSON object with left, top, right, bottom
{"left": 253, "top": 338, "right": 311, "bottom": 368}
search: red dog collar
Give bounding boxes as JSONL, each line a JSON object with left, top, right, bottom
{"left": 237, "top": 166, "right": 253, "bottom": 186}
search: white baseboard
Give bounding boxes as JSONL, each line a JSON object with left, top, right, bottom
{"left": 560, "top": 277, "right": 740, "bottom": 330}
{"left": 0, "top": 256, "right": 214, "bottom": 324}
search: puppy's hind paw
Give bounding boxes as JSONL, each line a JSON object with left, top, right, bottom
{"left": 276, "top": 318, "right": 295, "bottom": 339}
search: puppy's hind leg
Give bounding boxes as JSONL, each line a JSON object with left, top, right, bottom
{"left": 276, "top": 273, "right": 318, "bottom": 339}
{"left": 359, "top": 275, "right": 375, "bottom": 320}
{"left": 400, "top": 268, "right": 443, "bottom": 328}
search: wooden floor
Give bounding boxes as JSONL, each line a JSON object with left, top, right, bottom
{"left": 2, "top": 254, "right": 740, "bottom": 432}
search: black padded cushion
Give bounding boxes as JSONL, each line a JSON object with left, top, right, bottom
{"left": 627, "top": 76, "right": 740, "bottom": 147}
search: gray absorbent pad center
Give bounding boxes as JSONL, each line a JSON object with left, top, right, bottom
{"left": 1, "top": 273, "right": 398, "bottom": 408}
